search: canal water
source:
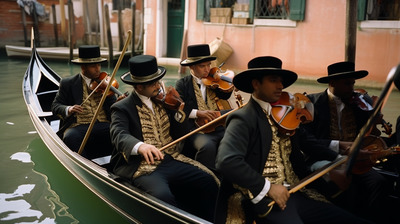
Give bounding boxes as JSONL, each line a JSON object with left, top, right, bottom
{"left": 0, "top": 48, "right": 399, "bottom": 223}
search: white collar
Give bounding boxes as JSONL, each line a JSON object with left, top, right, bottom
{"left": 252, "top": 95, "right": 272, "bottom": 116}
{"left": 191, "top": 71, "right": 203, "bottom": 85}
{"left": 81, "top": 73, "right": 92, "bottom": 86}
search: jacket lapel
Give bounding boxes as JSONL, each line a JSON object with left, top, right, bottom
{"left": 249, "top": 98, "right": 272, "bottom": 170}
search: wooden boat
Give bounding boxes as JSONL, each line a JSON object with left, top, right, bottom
{"left": 7, "top": 45, "right": 130, "bottom": 61}
{"left": 22, "top": 41, "right": 211, "bottom": 223}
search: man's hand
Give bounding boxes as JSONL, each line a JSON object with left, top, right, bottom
{"left": 195, "top": 110, "right": 221, "bottom": 127}
{"left": 339, "top": 141, "right": 353, "bottom": 155}
{"left": 196, "top": 110, "right": 221, "bottom": 121}
{"left": 137, "top": 143, "right": 164, "bottom": 164}
{"left": 68, "top": 105, "right": 83, "bottom": 116}
{"left": 116, "top": 93, "right": 127, "bottom": 102}
{"left": 268, "top": 184, "right": 290, "bottom": 210}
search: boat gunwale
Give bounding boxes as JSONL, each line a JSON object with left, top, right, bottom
{"left": 22, "top": 47, "right": 211, "bottom": 224}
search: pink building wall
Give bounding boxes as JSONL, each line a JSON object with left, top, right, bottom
{"left": 144, "top": 0, "right": 400, "bottom": 86}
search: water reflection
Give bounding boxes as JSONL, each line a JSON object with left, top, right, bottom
{"left": 1, "top": 149, "right": 77, "bottom": 224}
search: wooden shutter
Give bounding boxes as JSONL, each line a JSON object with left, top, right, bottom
{"left": 357, "top": 0, "right": 367, "bottom": 21}
{"left": 289, "top": 0, "right": 306, "bottom": 21}
{"left": 197, "top": 0, "right": 205, "bottom": 21}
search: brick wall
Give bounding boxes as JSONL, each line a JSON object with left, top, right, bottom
{"left": 0, "top": 0, "right": 84, "bottom": 47}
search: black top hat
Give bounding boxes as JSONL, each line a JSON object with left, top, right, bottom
{"left": 233, "top": 56, "right": 298, "bottom": 93}
{"left": 180, "top": 44, "right": 216, "bottom": 66}
{"left": 121, "top": 55, "right": 166, "bottom": 85}
{"left": 71, "top": 45, "right": 107, "bottom": 64}
{"left": 317, "top": 61, "right": 368, "bottom": 83}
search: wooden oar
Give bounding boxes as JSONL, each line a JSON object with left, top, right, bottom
{"left": 159, "top": 102, "right": 246, "bottom": 152}
{"left": 78, "top": 30, "right": 132, "bottom": 155}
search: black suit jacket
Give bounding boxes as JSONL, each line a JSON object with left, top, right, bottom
{"left": 215, "top": 97, "right": 309, "bottom": 223}
{"left": 51, "top": 74, "right": 116, "bottom": 133}
{"left": 109, "top": 92, "right": 189, "bottom": 181}
{"left": 175, "top": 75, "right": 232, "bottom": 131}
{"left": 301, "top": 89, "right": 372, "bottom": 163}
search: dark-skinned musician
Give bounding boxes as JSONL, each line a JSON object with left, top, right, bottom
{"left": 176, "top": 44, "right": 233, "bottom": 172}
{"left": 52, "top": 45, "right": 125, "bottom": 159}
{"left": 109, "top": 55, "right": 219, "bottom": 222}
{"left": 215, "top": 56, "right": 369, "bottom": 224}
{"left": 301, "top": 61, "right": 396, "bottom": 223}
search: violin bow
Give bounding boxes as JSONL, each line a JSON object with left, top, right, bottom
{"left": 159, "top": 102, "right": 246, "bottom": 152}
{"left": 267, "top": 63, "right": 400, "bottom": 210}
{"left": 346, "top": 63, "right": 400, "bottom": 175}
{"left": 80, "top": 79, "right": 106, "bottom": 106}
{"left": 78, "top": 30, "right": 132, "bottom": 155}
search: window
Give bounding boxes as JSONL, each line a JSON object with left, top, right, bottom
{"left": 255, "top": 0, "right": 290, "bottom": 19}
{"left": 358, "top": 0, "right": 400, "bottom": 21}
{"left": 197, "top": 0, "right": 305, "bottom": 23}
{"left": 112, "top": 0, "right": 132, "bottom": 10}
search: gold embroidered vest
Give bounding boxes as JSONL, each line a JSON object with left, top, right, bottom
{"left": 328, "top": 96, "right": 357, "bottom": 141}
{"left": 192, "top": 77, "right": 219, "bottom": 111}
{"left": 225, "top": 112, "right": 327, "bottom": 223}
{"left": 72, "top": 79, "right": 108, "bottom": 127}
{"left": 132, "top": 101, "right": 220, "bottom": 184}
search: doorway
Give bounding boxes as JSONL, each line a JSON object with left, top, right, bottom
{"left": 167, "top": 0, "right": 185, "bottom": 58}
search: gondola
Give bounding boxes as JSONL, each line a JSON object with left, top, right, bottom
{"left": 22, "top": 39, "right": 211, "bottom": 223}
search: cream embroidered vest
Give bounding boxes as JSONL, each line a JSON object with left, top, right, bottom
{"left": 72, "top": 79, "right": 108, "bottom": 127}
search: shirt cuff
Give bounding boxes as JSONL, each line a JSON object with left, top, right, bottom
{"left": 329, "top": 140, "right": 340, "bottom": 153}
{"left": 251, "top": 178, "right": 271, "bottom": 204}
{"left": 65, "top": 106, "right": 70, "bottom": 117}
{"left": 131, "top": 142, "right": 143, "bottom": 155}
{"left": 189, "top": 109, "right": 198, "bottom": 119}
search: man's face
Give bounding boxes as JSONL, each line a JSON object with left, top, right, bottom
{"left": 190, "top": 61, "right": 212, "bottom": 79}
{"left": 330, "top": 78, "right": 355, "bottom": 101}
{"left": 136, "top": 80, "right": 162, "bottom": 98}
{"left": 81, "top": 63, "right": 101, "bottom": 80}
{"left": 252, "top": 75, "right": 284, "bottom": 103}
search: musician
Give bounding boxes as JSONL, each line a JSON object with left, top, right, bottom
{"left": 109, "top": 55, "right": 219, "bottom": 222}
{"left": 301, "top": 61, "right": 393, "bottom": 223}
{"left": 52, "top": 45, "right": 122, "bottom": 159}
{"left": 176, "top": 44, "right": 233, "bottom": 172}
{"left": 215, "top": 56, "right": 369, "bottom": 224}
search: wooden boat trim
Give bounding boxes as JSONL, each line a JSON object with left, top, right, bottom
{"left": 23, "top": 44, "right": 211, "bottom": 223}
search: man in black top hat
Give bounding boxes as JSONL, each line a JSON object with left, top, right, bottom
{"left": 52, "top": 45, "right": 124, "bottom": 160}
{"left": 215, "top": 56, "right": 369, "bottom": 224}
{"left": 300, "top": 61, "right": 394, "bottom": 223}
{"left": 109, "top": 55, "right": 219, "bottom": 222}
{"left": 176, "top": 44, "right": 233, "bottom": 172}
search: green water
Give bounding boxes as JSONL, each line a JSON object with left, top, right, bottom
{"left": 0, "top": 48, "right": 399, "bottom": 223}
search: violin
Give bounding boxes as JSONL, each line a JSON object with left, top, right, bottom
{"left": 90, "top": 72, "right": 123, "bottom": 97}
{"left": 352, "top": 89, "right": 392, "bottom": 136}
{"left": 202, "top": 67, "right": 235, "bottom": 93}
{"left": 194, "top": 90, "right": 245, "bottom": 133}
{"left": 351, "top": 135, "right": 400, "bottom": 174}
{"left": 270, "top": 92, "right": 314, "bottom": 136}
{"left": 153, "top": 84, "right": 184, "bottom": 111}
